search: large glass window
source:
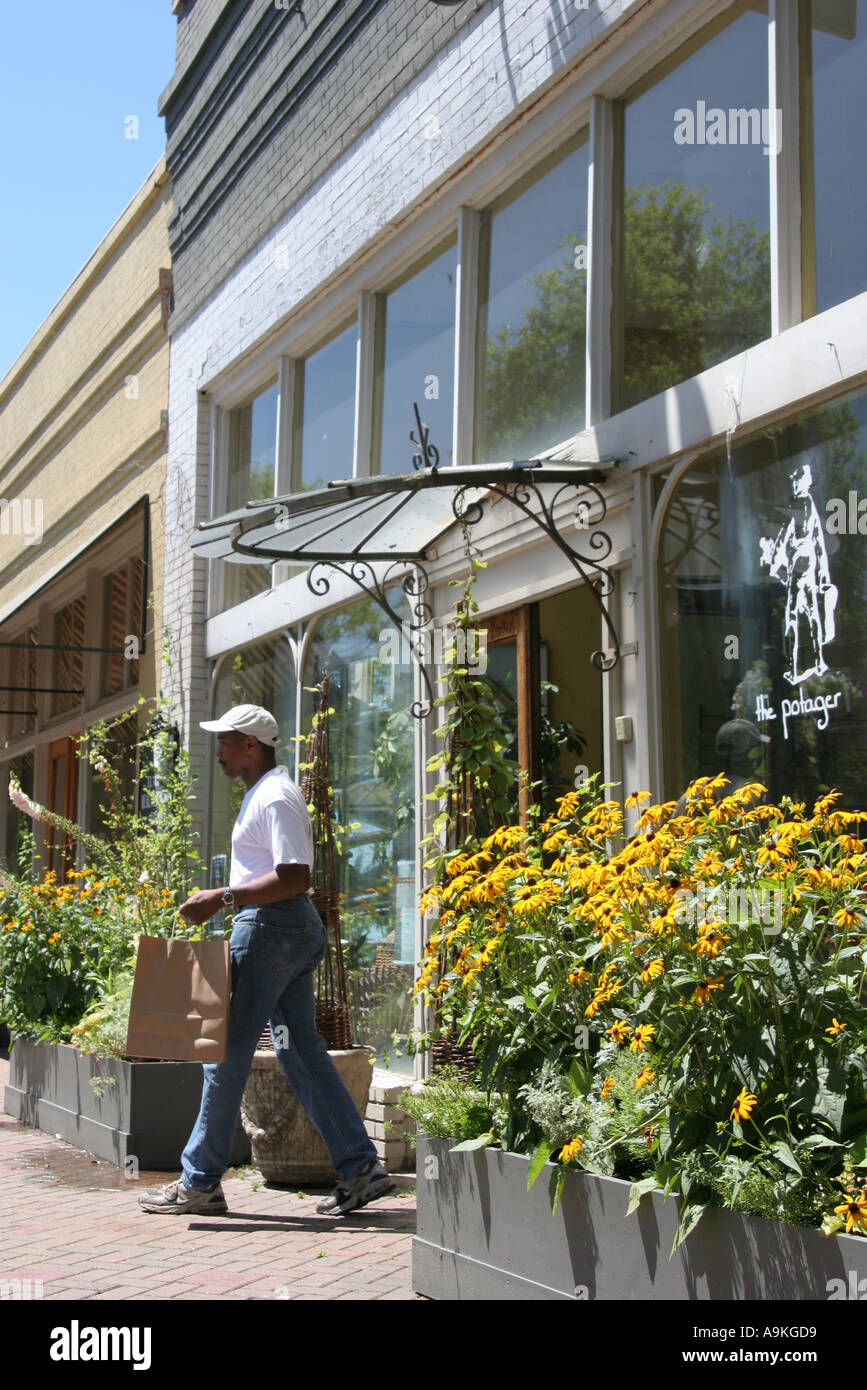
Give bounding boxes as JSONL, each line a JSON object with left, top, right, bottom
{"left": 299, "top": 322, "right": 357, "bottom": 491}
{"left": 805, "top": 0, "right": 867, "bottom": 314}
{"left": 221, "top": 381, "right": 279, "bottom": 609}
{"left": 302, "top": 595, "right": 415, "bottom": 1073}
{"left": 480, "top": 141, "right": 589, "bottom": 461}
{"left": 378, "top": 244, "right": 456, "bottom": 475}
{"left": 658, "top": 389, "right": 867, "bottom": 807}
{"left": 618, "top": 0, "right": 771, "bottom": 411}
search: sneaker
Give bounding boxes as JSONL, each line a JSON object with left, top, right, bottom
{"left": 316, "top": 1160, "right": 395, "bottom": 1216}
{"left": 138, "top": 1178, "right": 228, "bottom": 1215}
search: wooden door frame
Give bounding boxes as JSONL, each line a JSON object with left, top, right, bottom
{"left": 484, "top": 603, "right": 541, "bottom": 822}
{"left": 47, "top": 735, "right": 79, "bottom": 877}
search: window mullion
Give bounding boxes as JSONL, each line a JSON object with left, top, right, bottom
{"left": 769, "top": 0, "right": 802, "bottom": 334}
{"left": 453, "top": 206, "right": 481, "bottom": 468}
{"left": 355, "top": 291, "right": 377, "bottom": 479}
{"left": 587, "top": 95, "right": 615, "bottom": 427}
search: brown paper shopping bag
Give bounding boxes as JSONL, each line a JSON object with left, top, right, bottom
{"left": 125, "top": 924, "right": 230, "bottom": 1063}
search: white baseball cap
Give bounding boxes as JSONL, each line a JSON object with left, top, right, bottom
{"left": 200, "top": 703, "right": 279, "bottom": 746}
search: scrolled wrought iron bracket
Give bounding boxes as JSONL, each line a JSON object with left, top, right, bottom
{"left": 306, "top": 559, "right": 435, "bottom": 718}
{"left": 452, "top": 476, "right": 622, "bottom": 671}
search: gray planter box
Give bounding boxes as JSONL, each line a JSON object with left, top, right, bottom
{"left": 414, "top": 1136, "right": 867, "bottom": 1301}
{"left": 4, "top": 1039, "right": 250, "bottom": 1171}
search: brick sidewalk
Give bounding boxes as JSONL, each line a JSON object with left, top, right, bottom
{"left": 0, "top": 1054, "right": 420, "bottom": 1301}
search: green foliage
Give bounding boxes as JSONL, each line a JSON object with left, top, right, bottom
{"left": 395, "top": 1066, "right": 502, "bottom": 1146}
{"left": 0, "top": 871, "right": 137, "bottom": 1043}
{"left": 0, "top": 692, "right": 206, "bottom": 1047}
{"left": 413, "top": 778, "right": 867, "bottom": 1243}
{"left": 422, "top": 538, "right": 518, "bottom": 882}
{"left": 70, "top": 968, "right": 136, "bottom": 1058}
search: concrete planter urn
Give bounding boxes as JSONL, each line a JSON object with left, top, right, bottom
{"left": 4, "top": 1038, "right": 250, "bottom": 1170}
{"left": 413, "top": 1136, "right": 867, "bottom": 1301}
{"left": 241, "top": 1044, "right": 376, "bottom": 1183}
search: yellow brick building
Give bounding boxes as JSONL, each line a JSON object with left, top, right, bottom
{"left": 0, "top": 158, "right": 171, "bottom": 870}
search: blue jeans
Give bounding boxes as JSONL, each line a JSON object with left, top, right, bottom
{"left": 180, "top": 896, "right": 377, "bottom": 1190}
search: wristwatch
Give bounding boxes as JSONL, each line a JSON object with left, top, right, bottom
{"left": 222, "top": 887, "right": 235, "bottom": 910}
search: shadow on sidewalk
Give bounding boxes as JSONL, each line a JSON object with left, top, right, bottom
{"left": 187, "top": 1207, "right": 416, "bottom": 1234}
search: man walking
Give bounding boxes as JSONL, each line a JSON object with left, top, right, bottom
{"left": 139, "top": 703, "right": 393, "bottom": 1217}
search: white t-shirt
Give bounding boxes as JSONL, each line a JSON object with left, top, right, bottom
{"left": 229, "top": 766, "right": 314, "bottom": 887}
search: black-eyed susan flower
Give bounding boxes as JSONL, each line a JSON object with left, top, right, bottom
{"left": 634, "top": 1066, "right": 655, "bottom": 1091}
{"left": 558, "top": 1137, "right": 583, "bottom": 1163}
{"left": 568, "top": 967, "right": 590, "bottom": 986}
{"left": 606, "top": 1020, "right": 632, "bottom": 1045}
{"left": 833, "top": 906, "right": 860, "bottom": 931}
{"left": 625, "top": 790, "right": 652, "bottom": 810}
{"left": 694, "top": 922, "right": 728, "bottom": 959}
{"left": 826, "top": 1017, "right": 847, "bottom": 1036}
{"left": 834, "top": 1191, "right": 867, "bottom": 1234}
{"left": 694, "top": 976, "right": 724, "bottom": 1006}
{"left": 639, "top": 957, "right": 664, "bottom": 984}
{"left": 730, "top": 1086, "right": 758, "bottom": 1124}
{"left": 629, "top": 1024, "right": 655, "bottom": 1054}
{"left": 600, "top": 1076, "right": 615, "bottom": 1101}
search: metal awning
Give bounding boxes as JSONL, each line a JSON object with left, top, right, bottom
{"left": 191, "top": 436, "right": 622, "bottom": 716}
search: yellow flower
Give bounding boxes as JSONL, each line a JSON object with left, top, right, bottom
{"left": 625, "top": 790, "right": 652, "bottom": 810}
{"left": 634, "top": 1067, "right": 655, "bottom": 1091}
{"left": 568, "top": 967, "right": 590, "bottom": 987}
{"left": 834, "top": 1191, "right": 867, "bottom": 1234}
{"left": 639, "top": 958, "right": 664, "bottom": 984}
{"left": 629, "top": 1024, "right": 655, "bottom": 1054}
{"left": 694, "top": 923, "right": 728, "bottom": 959}
{"left": 48, "top": 932, "right": 60, "bottom": 945}
{"left": 606, "top": 1020, "right": 632, "bottom": 1045}
{"left": 20, "top": 922, "right": 32, "bottom": 933}
{"left": 600, "top": 1076, "right": 615, "bottom": 1101}
{"left": 475, "top": 937, "right": 500, "bottom": 967}
{"left": 833, "top": 906, "right": 860, "bottom": 930}
{"left": 826, "top": 1018, "right": 847, "bottom": 1035}
{"left": 730, "top": 1086, "right": 758, "bottom": 1124}
{"left": 558, "top": 1137, "right": 583, "bottom": 1163}
{"left": 694, "top": 977, "right": 724, "bottom": 1006}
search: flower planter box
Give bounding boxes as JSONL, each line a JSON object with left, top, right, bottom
{"left": 4, "top": 1039, "right": 250, "bottom": 1171}
{"left": 413, "top": 1137, "right": 867, "bottom": 1301}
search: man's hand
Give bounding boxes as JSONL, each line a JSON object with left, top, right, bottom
{"left": 179, "top": 888, "right": 225, "bottom": 926}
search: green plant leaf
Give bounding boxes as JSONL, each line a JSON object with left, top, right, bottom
{"left": 769, "top": 1139, "right": 802, "bottom": 1176}
{"left": 729, "top": 1025, "right": 778, "bottom": 1092}
{"left": 549, "top": 1165, "right": 566, "bottom": 1216}
{"left": 449, "top": 1134, "right": 495, "bottom": 1152}
{"left": 847, "top": 1132, "right": 867, "bottom": 1168}
{"left": 671, "top": 1198, "right": 707, "bottom": 1256}
{"left": 626, "top": 1175, "right": 659, "bottom": 1216}
{"left": 527, "top": 1138, "right": 555, "bottom": 1190}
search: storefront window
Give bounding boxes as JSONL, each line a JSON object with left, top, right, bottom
{"left": 806, "top": 0, "right": 867, "bottom": 314}
{"left": 617, "top": 0, "right": 771, "bottom": 411}
{"left": 481, "top": 141, "right": 589, "bottom": 460}
{"left": 658, "top": 389, "right": 867, "bottom": 806}
{"left": 378, "top": 244, "right": 456, "bottom": 475}
{"left": 302, "top": 595, "right": 415, "bottom": 1073}
{"left": 221, "top": 381, "right": 279, "bottom": 609}
{"left": 300, "top": 322, "right": 357, "bottom": 490}
{"left": 209, "top": 638, "right": 296, "bottom": 887}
